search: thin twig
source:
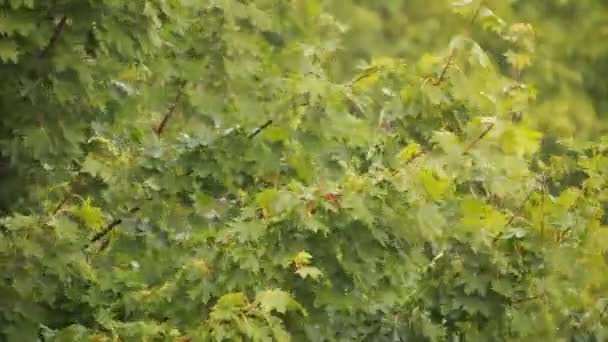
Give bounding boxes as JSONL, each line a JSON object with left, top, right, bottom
{"left": 405, "top": 151, "right": 426, "bottom": 165}
{"left": 433, "top": 0, "right": 485, "bottom": 86}
{"left": 463, "top": 123, "right": 495, "bottom": 153}
{"left": 389, "top": 150, "right": 427, "bottom": 176}
{"left": 40, "top": 16, "right": 67, "bottom": 57}
{"left": 600, "top": 302, "right": 608, "bottom": 318}
{"left": 449, "top": 110, "right": 465, "bottom": 135}
{"left": 248, "top": 120, "right": 273, "bottom": 139}
{"left": 155, "top": 85, "right": 185, "bottom": 137}
{"left": 493, "top": 179, "right": 541, "bottom": 243}
{"left": 511, "top": 293, "right": 544, "bottom": 305}
{"left": 433, "top": 48, "right": 457, "bottom": 86}
{"left": 97, "top": 238, "right": 111, "bottom": 253}
{"left": 505, "top": 188, "right": 535, "bottom": 227}
{"left": 89, "top": 207, "right": 140, "bottom": 244}
{"left": 51, "top": 194, "right": 70, "bottom": 215}
{"left": 468, "top": 1, "right": 485, "bottom": 27}
{"left": 540, "top": 173, "right": 546, "bottom": 239}
{"left": 349, "top": 66, "right": 380, "bottom": 87}
{"left": 395, "top": 119, "right": 492, "bottom": 175}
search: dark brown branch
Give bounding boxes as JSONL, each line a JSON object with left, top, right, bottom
{"left": 51, "top": 194, "right": 70, "bottom": 215}
{"left": 248, "top": 120, "right": 273, "bottom": 139}
{"left": 155, "top": 87, "right": 185, "bottom": 137}
{"left": 89, "top": 207, "right": 140, "bottom": 244}
{"left": 97, "top": 238, "right": 111, "bottom": 253}
{"left": 90, "top": 219, "right": 122, "bottom": 244}
{"left": 463, "top": 123, "right": 495, "bottom": 153}
{"left": 40, "top": 16, "right": 67, "bottom": 57}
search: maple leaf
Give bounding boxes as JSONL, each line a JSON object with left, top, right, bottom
{"left": 255, "top": 289, "right": 306, "bottom": 316}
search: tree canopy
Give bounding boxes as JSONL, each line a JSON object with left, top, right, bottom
{"left": 1, "top": 0, "right": 607, "bottom": 341}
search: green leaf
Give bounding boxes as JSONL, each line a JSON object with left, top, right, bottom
{"left": 227, "top": 221, "right": 266, "bottom": 242}
{"left": 292, "top": 251, "right": 313, "bottom": 265}
{"left": 49, "top": 215, "right": 80, "bottom": 240}
{"left": 0, "top": 39, "right": 18, "bottom": 63}
{"left": 504, "top": 50, "right": 532, "bottom": 71}
{"left": 1, "top": 214, "right": 38, "bottom": 231}
{"left": 81, "top": 155, "right": 111, "bottom": 180}
{"left": 342, "top": 192, "right": 374, "bottom": 225}
{"left": 499, "top": 127, "right": 542, "bottom": 156}
{"left": 479, "top": 8, "right": 506, "bottom": 33}
{"left": 397, "top": 143, "right": 422, "bottom": 163}
{"left": 470, "top": 42, "right": 490, "bottom": 68}
{"left": 255, "top": 289, "right": 305, "bottom": 315}
{"left": 295, "top": 266, "right": 323, "bottom": 280}
{"left": 71, "top": 198, "right": 104, "bottom": 230}
{"left": 261, "top": 126, "right": 289, "bottom": 142}
{"left": 420, "top": 169, "right": 449, "bottom": 201}
{"left": 211, "top": 292, "right": 247, "bottom": 320}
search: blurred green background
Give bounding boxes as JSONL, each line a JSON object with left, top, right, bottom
{"left": 322, "top": 0, "right": 608, "bottom": 138}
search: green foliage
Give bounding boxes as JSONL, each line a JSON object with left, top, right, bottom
{"left": 1, "top": 0, "right": 607, "bottom": 341}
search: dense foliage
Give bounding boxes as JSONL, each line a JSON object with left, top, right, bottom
{"left": 325, "top": 0, "right": 608, "bottom": 137}
{"left": 1, "top": 0, "right": 607, "bottom": 341}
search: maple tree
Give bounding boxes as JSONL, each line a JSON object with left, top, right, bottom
{"left": 1, "top": 0, "right": 607, "bottom": 341}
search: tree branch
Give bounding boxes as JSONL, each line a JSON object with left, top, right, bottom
{"left": 248, "top": 120, "right": 273, "bottom": 139}
{"left": 40, "top": 16, "right": 67, "bottom": 58}
{"left": 433, "top": 48, "right": 457, "bottom": 86}
{"left": 349, "top": 66, "right": 380, "bottom": 87}
{"left": 463, "top": 123, "right": 495, "bottom": 153}
{"left": 51, "top": 194, "right": 70, "bottom": 215}
{"left": 155, "top": 85, "right": 185, "bottom": 137}
{"left": 505, "top": 187, "right": 535, "bottom": 227}
{"left": 89, "top": 207, "right": 140, "bottom": 244}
